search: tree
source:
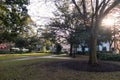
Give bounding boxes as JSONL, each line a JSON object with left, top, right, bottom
{"left": 15, "top": 37, "right": 27, "bottom": 49}
{"left": 37, "top": 25, "right": 55, "bottom": 52}
{"left": 72, "top": 0, "right": 120, "bottom": 65}
{"left": 0, "top": 0, "right": 30, "bottom": 42}
{"left": 55, "top": 43, "right": 62, "bottom": 54}
{"left": 49, "top": 0, "right": 80, "bottom": 56}
{"left": 26, "top": 36, "right": 39, "bottom": 52}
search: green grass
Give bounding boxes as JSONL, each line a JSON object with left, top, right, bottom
{"left": 0, "top": 57, "right": 120, "bottom": 80}
{"left": 0, "top": 58, "right": 59, "bottom": 80}
{"left": 0, "top": 53, "right": 51, "bottom": 61}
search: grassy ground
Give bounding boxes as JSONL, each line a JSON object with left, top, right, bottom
{"left": 0, "top": 56, "right": 120, "bottom": 80}
{"left": 0, "top": 53, "right": 51, "bottom": 61}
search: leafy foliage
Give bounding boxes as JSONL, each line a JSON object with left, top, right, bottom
{"left": 0, "top": 0, "right": 30, "bottom": 42}
{"left": 55, "top": 43, "right": 62, "bottom": 54}
{"left": 15, "top": 37, "right": 27, "bottom": 48}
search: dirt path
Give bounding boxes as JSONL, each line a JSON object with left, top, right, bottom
{"left": 0, "top": 55, "right": 72, "bottom": 63}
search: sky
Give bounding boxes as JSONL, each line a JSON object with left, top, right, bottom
{"left": 27, "top": 0, "right": 120, "bottom": 29}
{"left": 27, "top": 0, "right": 56, "bottom": 25}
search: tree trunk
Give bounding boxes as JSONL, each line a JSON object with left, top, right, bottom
{"left": 88, "top": 20, "right": 99, "bottom": 65}
{"left": 72, "top": 44, "right": 76, "bottom": 58}
{"left": 69, "top": 43, "right": 73, "bottom": 56}
{"left": 81, "top": 46, "right": 85, "bottom": 55}
{"left": 88, "top": 33, "right": 98, "bottom": 65}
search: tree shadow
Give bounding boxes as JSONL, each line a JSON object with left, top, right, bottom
{"left": 45, "top": 60, "right": 120, "bottom": 72}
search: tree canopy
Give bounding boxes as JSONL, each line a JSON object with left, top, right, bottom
{"left": 71, "top": 0, "right": 120, "bottom": 64}
{"left": 48, "top": 0, "right": 120, "bottom": 65}
{"left": 0, "top": 0, "right": 31, "bottom": 42}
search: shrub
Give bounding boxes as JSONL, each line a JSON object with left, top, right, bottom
{"left": 55, "top": 43, "right": 62, "bottom": 54}
{"left": 98, "top": 53, "right": 120, "bottom": 61}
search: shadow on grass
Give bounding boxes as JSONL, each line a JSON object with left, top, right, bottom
{"left": 42, "top": 60, "right": 120, "bottom": 72}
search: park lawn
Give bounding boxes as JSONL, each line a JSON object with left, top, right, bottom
{"left": 0, "top": 53, "right": 51, "bottom": 61}
{"left": 0, "top": 57, "right": 120, "bottom": 80}
{"left": 0, "top": 58, "right": 61, "bottom": 80}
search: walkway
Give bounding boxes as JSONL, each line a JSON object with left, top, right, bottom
{"left": 1, "top": 54, "right": 71, "bottom": 63}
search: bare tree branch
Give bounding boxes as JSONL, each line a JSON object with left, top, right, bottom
{"left": 72, "top": 0, "right": 84, "bottom": 19}
{"left": 102, "top": 0, "right": 120, "bottom": 18}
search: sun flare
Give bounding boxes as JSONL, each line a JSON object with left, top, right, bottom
{"left": 102, "top": 18, "right": 114, "bottom": 27}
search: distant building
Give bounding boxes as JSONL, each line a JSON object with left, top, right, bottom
{"left": 61, "top": 42, "right": 116, "bottom": 54}
{"left": 77, "top": 42, "right": 110, "bottom": 52}
{"left": 0, "top": 43, "right": 11, "bottom": 51}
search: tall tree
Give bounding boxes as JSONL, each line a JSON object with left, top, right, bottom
{"left": 72, "top": 0, "right": 120, "bottom": 65}
{"left": 49, "top": 0, "right": 80, "bottom": 56}
{"left": 0, "top": 0, "right": 30, "bottom": 42}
